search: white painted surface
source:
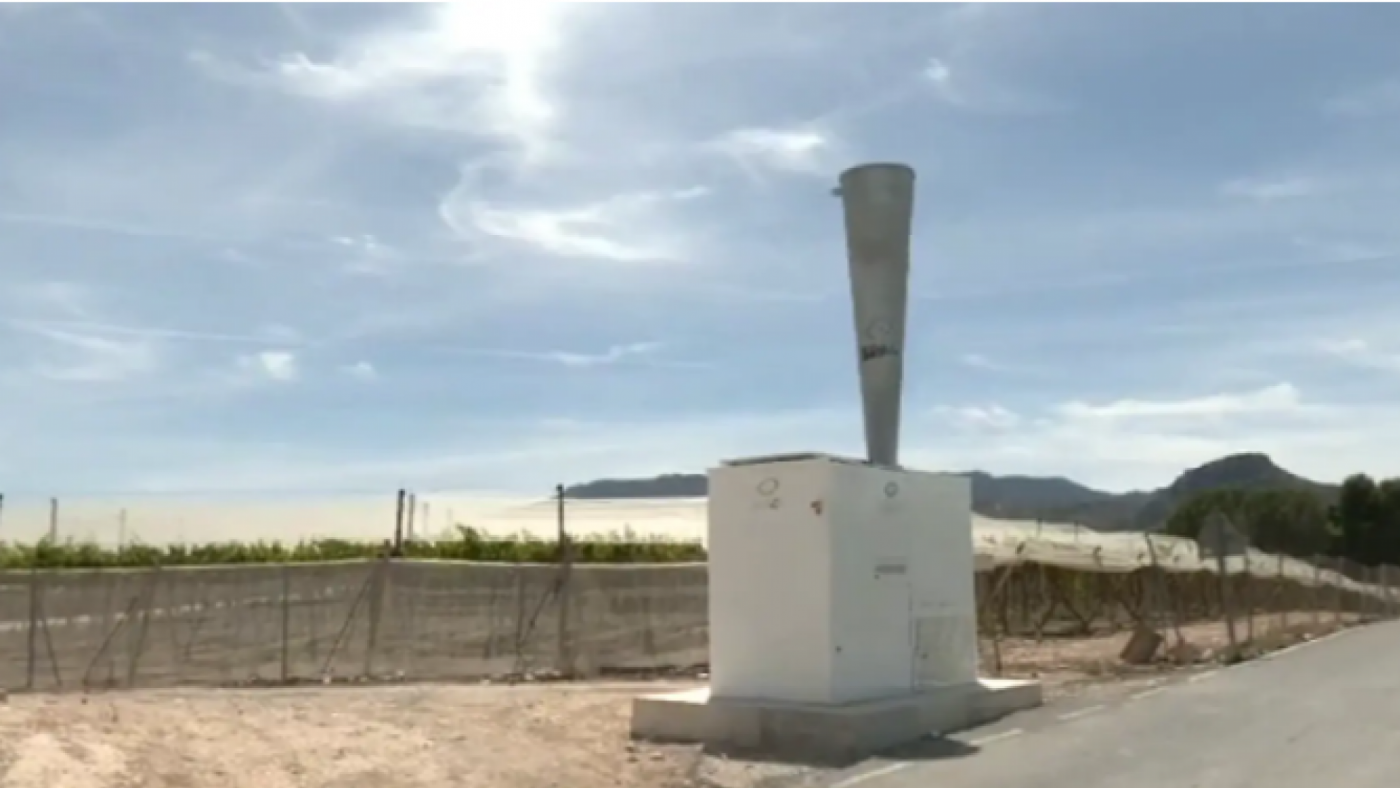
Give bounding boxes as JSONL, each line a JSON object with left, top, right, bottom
{"left": 707, "top": 455, "right": 835, "bottom": 703}
{"left": 707, "top": 453, "right": 978, "bottom": 705}
{"left": 827, "top": 459, "right": 916, "bottom": 703}
{"left": 629, "top": 678, "right": 1044, "bottom": 757}
{"left": 905, "top": 472, "right": 980, "bottom": 687}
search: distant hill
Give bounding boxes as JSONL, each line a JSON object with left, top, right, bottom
{"left": 1124, "top": 452, "right": 1337, "bottom": 531}
{"left": 564, "top": 452, "right": 1339, "bottom": 532}
{"left": 567, "top": 473, "right": 708, "bottom": 499}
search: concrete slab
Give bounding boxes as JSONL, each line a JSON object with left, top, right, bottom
{"left": 630, "top": 678, "right": 1042, "bottom": 763}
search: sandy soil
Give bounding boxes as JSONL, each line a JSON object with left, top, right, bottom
{"left": 0, "top": 682, "right": 705, "bottom": 788}
{"left": 0, "top": 612, "right": 1364, "bottom": 788}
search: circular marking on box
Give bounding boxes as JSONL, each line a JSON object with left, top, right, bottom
{"left": 884, "top": 482, "right": 899, "bottom": 498}
{"left": 757, "top": 478, "right": 780, "bottom": 496}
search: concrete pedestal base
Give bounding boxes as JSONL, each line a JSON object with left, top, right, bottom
{"left": 631, "top": 678, "right": 1042, "bottom": 763}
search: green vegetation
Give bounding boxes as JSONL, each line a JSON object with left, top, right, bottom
{"left": 0, "top": 526, "right": 706, "bottom": 569}
{"left": 1165, "top": 474, "right": 1400, "bottom": 566}
{"left": 1164, "top": 487, "right": 1330, "bottom": 558}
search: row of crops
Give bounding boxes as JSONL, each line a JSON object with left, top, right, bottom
{"left": 0, "top": 526, "right": 707, "bottom": 569}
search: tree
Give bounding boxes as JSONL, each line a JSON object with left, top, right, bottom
{"left": 1331, "top": 474, "right": 1400, "bottom": 566}
{"left": 1376, "top": 479, "right": 1400, "bottom": 565}
{"left": 1165, "top": 487, "right": 1329, "bottom": 558}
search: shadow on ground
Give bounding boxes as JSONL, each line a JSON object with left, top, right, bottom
{"left": 693, "top": 732, "right": 980, "bottom": 771}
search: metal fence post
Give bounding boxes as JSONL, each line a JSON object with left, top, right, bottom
{"left": 126, "top": 566, "right": 160, "bottom": 688}
{"left": 1242, "top": 551, "right": 1254, "bottom": 645}
{"left": 26, "top": 566, "right": 38, "bottom": 690}
{"left": 554, "top": 484, "right": 574, "bottom": 676}
{"left": 280, "top": 563, "right": 292, "bottom": 683}
{"left": 1312, "top": 557, "right": 1322, "bottom": 627}
{"left": 1213, "top": 527, "right": 1238, "bottom": 652}
{"left": 1332, "top": 558, "right": 1344, "bottom": 626}
{"left": 362, "top": 558, "right": 388, "bottom": 679}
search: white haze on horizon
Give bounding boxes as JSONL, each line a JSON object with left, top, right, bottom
{"left": 0, "top": 493, "right": 1099, "bottom": 552}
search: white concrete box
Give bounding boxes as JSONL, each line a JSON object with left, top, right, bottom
{"left": 707, "top": 453, "right": 979, "bottom": 706}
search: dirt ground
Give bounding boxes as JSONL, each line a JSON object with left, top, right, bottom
{"left": 990, "top": 611, "right": 1359, "bottom": 699}
{"left": 0, "top": 612, "right": 1363, "bottom": 788}
{"left": 0, "top": 681, "right": 707, "bottom": 788}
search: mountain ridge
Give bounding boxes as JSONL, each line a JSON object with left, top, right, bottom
{"left": 564, "top": 453, "right": 1338, "bottom": 531}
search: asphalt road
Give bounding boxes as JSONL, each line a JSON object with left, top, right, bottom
{"left": 834, "top": 622, "right": 1400, "bottom": 788}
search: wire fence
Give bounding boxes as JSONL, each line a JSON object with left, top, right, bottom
{"left": 2, "top": 543, "right": 1395, "bottom": 693}
{"left": 2, "top": 490, "right": 1395, "bottom": 691}
{"left": 0, "top": 559, "right": 707, "bottom": 692}
{"left": 975, "top": 550, "right": 1398, "bottom": 682}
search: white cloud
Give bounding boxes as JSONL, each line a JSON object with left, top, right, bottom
{"left": 441, "top": 181, "right": 710, "bottom": 264}
{"left": 238, "top": 351, "right": 299, "bottom": 382}
{"left": 709, "top": 126, "right": 842, "bottom": 178}
{"left": 924, "top": 58, "right": 952, "bottom": 86}
{"left": 0, "top": 209, "right": 225, "bottom": 243}
{"left": 99, "top": 405, "right": 856, "bottom": 499}
{"left": 918, "top": 383, "right": 1363, "bottom": 490}
{"left": 7, "top": 280, "right": 94, "bottom": 318}
{"left": 343, "top": 360, "right": 378, "bottom": 380}
{"left": 1220, "top": 177, "right": 1317, "bottom": 202}
{"left": 959, "top": 353, "right": 1007, "bottom": 372}
{"left": 1317, "top": 338, "right": 1400, "bottom": 374}
{"left": 252, "top": 2, "right": 574, "bottom": 166}
{"left": 450, "top": 341, "right": 690, "bottom": 369}
{"left": 212, "top": 5, "right": 712, "bottom": 272}
{"left": 11, "top": 319, "right": 291, "bottom": 346}
{"left": 937, "top": 404, "right": 1021, "bottom": 432}
{"left": 918, "top": 50, "right": 1068, "bottom": 116}
{"left": 547, "top": 342, "right": 662, "bottom": 368}
{"left": 1056, "top": 383, "right": 1304, "bottom": 421}
{"left": 23, "top": 326, "right": 157, "bottom": 383}
{"left": 92, "top": 382, "right": 1381, "bottom": 499}
{"left": 330, "top": 234, "right": 401, "bottom": 276}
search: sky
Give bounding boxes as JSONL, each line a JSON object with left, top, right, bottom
{"left": 3, "top": 2, "right": 1400, "bottom": 505}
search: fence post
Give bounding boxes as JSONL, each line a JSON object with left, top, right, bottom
{"left": 362, "top": 558, "right": 388, "bottom": 679}
{"left": 1213, "top": 525, "right": 1238, "bottom": 652}
{"left": 1143, "top": 534, "right": 1182, "bottom": 645}
{"left": 554, "top": 484, "right": 574, "bottom": 676}
{"left": 26, "top": 566, "right": 38, "bottom": 690}
{"left": 126, "top": 565, "right": 161, "bottom": 688}
{"left": 1332, "top": 559, "right": 1344, "bottom": 626}
{"left": 1242, "top": 551, "right": 1254, "bottom": 645}
{"left": 280, "top": 563, "right": 292, "bottom": 683}
{"left": 393, "top": 489, "right": 406, "bottom": 554}
{"left": 1311, "top": 558, "right": 1322, "bottom": 627}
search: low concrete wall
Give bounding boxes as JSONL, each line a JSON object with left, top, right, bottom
{"left": 0, "top": 560, "right": 708, "bottom": 691}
